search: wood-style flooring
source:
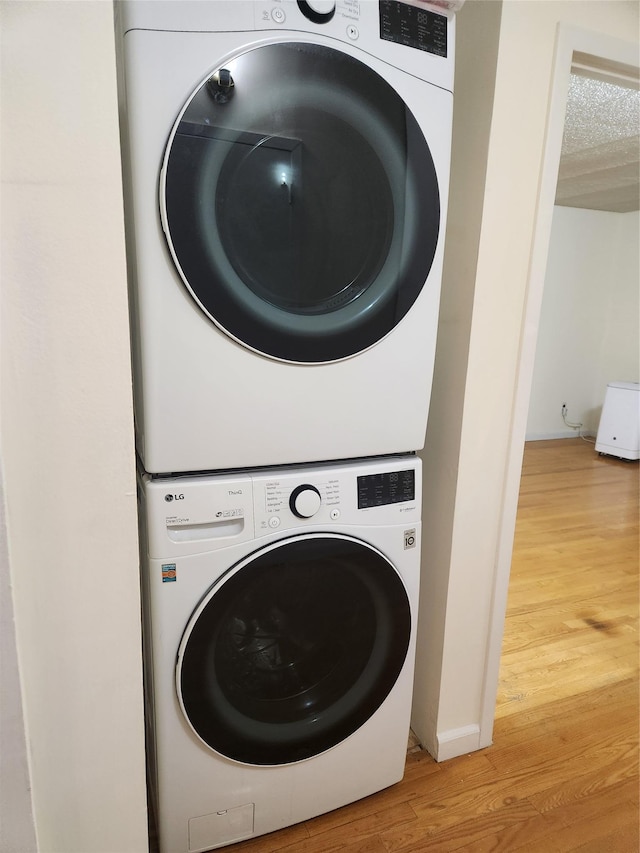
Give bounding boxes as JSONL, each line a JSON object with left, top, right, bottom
{"left": 233, "top": 439, "right": 639, "bottom": 852}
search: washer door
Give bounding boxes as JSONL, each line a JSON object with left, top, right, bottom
{"left": 176, "top": 534, "right": 411, "bottom": 765}
{"left": 161, "top": 41, "right": 440, "bottom": 363}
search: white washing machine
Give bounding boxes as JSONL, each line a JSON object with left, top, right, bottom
{"left": 116, "top": 0, "right": 456, "bottom": 474}
{"left": 595, "top": 381, "right": 640, "bottom": 461}
{"left": 139, "top": 454, "right": 421, "bottom": 852}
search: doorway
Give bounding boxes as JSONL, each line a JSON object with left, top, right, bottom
{"left": 480, "top": 26, "right": 640, "bottom": 742}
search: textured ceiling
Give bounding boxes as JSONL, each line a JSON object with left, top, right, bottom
{"left": 556, "top": 71, "right": 640, "bottom": 213}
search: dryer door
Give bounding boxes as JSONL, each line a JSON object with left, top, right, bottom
{"left": 161, "top": 41, "right": 440, "bottom": 363}
{"left": 176, "top": 533, "right": 411, "bottom": 765}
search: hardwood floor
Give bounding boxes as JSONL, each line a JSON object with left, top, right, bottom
{"left": 234, "top": 439, "right": 639, "bottom": 852}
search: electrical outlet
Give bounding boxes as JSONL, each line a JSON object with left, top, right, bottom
{"left": 561, "top": 403, "right": 568, "bottom": 416}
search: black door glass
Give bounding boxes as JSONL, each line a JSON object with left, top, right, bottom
{"left": 162, "top": 42, "right": 440, "bottom": 362}
{"left": 177, "top": 535, "right": 411, "bottom": 765}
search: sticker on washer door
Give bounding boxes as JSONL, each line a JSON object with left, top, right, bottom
{"left": 162, "top": 563, "right": 177, "bottom": 583}
{"left": 404, "top": 529, "right": 417, "bottom": 549}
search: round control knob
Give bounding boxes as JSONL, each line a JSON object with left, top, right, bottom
{"left": 296, "top": 0, "right": 336, "bottom": 24}
{"left": 289, "top": 484, "right": 322, "bottom": 519}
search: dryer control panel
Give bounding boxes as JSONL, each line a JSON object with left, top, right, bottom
{"left": 251, "top": 0, "right": 455, "bottom": 89}
{"left": 118, "top": 0, "right": 456, "bottom": 93}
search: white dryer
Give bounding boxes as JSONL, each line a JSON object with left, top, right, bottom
{"left": 117, "top": 1, "right": 455, "bottom": 474}
{"left": 139, "top": 455, "right": 421, "bottom": 852}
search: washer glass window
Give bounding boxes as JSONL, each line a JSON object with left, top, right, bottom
{"left": 177, "top": 534, "right": 411, "bottom": 765}
{"left": 162, "top": 42, "right": 440, "bottom": 362}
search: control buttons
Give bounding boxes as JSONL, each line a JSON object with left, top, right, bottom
{"left": 346, "top": 24, "right": 359, "bottom": 40}
{"left": 296, "top": 0, "right": 336, "bottom": 24}
{"left": 269, "top": 516, "right": 281, "bottom": 529}
{"left": 290, "top": 484, "right": 322, "bottom": 519}
{"left": 271, "top": 6, "right": 286, "bottom": 23}
{"left": 330, "top": 508, "right": 341, "bottom": 521}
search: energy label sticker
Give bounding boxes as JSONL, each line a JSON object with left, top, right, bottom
{"left": 162, "top": 563, "right": 177, "bottom": 583}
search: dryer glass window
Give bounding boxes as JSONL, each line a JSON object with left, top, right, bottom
{"left": 177, "top": 534, "right": 411, "bottom": 765}
{"left": 162, "top": 42, "right": 440, "bottom": 363}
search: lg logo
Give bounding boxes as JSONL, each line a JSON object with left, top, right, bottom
{"left": 165, "top": 493, "right": 185, "bottom": 502}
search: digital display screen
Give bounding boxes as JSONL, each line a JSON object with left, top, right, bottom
{"left": 357, "top": 469, "right": 416, "bottom": 509}
{"left": 379, "top": 1, "right": 448, "bottom": 57}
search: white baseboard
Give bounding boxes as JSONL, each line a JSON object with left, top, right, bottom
{"left": 435, "top": 724, "right": 482, "bottom": 762}
{"left": 525, "top": 430, "right": 595, "bottom": 441}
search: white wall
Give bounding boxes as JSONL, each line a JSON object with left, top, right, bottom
{"left": 0, "top": 2, "right": 148, "bottom": 851}
{"left": 527, "top": 207, "right": 640, "bottom": 439}
{"left": 413, "top": 0, "right": 503, "bottom": 758}
{"left": 413, "top": 0, "right": 639, "bottom": 761}
{"left": 595, "top": 210, "right": 640, "bottom": 397}
{"left": 0, "top": 463, "right": 37, "bottom": 852}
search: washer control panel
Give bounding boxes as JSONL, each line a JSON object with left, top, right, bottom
{"left": 142, "top": 457, "right": 420, "bottom": 556}
{"left": 357, "top": 468, "right": 415, "bottom": 509}
{"left": 255, "top": 472, "right": 342, "bottom": 532}
{"left": 251, "top": 457, "right": 420, "bottom": 535}
{"left": 289, "top": 484, "right": 322, "bottom": 518}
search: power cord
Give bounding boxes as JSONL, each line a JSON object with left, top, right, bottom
{"left": 561, "top": 404, "right": 595, "bottom": 444}
{"left": 561, "top": 403, "right": 582, "bottom": 430}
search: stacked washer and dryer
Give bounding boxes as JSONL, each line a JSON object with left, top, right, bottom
{"left": 116, "top": 1, "right": 457, "bottom": 850}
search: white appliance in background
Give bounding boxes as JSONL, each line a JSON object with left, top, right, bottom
{"left": 139, "top": 455, "right": 421, "bottom": 852}
{"left": 116, "top": 0, "right": 456, "bottom": 474}
{"left": 595, "top": 381, "right": 640, "bottom": 461}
